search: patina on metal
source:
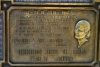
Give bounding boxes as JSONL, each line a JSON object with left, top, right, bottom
{"left": 0, "top": 0, "right": 100, "bottom": 67}
{"left": 7, "top": 7, "right": 98, "bottom": 66}
{"left": 75, "top": 20, "right": 90, "bottom": 48}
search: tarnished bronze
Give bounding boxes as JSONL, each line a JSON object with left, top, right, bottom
{"left": 0, "top": 0, "right": 100, "bottom": 67}
{"left": 7, "top": 7, "right": 98, "bottom": 66}
{"left": 75, "top": 20, "right": 91, "bottom": 48}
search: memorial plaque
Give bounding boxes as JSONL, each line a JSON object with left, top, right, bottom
{"left": 7, "top": 7, "right": 98, "bottom": 66}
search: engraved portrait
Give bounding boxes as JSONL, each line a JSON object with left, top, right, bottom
{"left": 75, "top": 20, "right": 90, "bottom": 48}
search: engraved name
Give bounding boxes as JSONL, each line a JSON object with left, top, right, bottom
{"left": 18, "top": 49, "right": 42, "bottom": 55}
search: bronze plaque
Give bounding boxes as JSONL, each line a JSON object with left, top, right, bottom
{"left": 7, "top": 7, "right": 98, "bottom": 66}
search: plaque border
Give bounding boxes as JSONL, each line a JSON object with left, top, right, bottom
{"left": 7, "top": 7, "right": 99, "bottom": 66}
{"left": 11, "top": 0, "right": 94, "bottom": 5}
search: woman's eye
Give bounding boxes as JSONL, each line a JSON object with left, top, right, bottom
{"left": 78, "top": 30, "right": 83, "bottom": 32}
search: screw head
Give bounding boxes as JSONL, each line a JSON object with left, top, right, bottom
{"left": 3, "top": 3, "right": 7, "bottom": 8}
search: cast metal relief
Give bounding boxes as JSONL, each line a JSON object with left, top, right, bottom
{"left": 7, "top": 7, "right": 98, "bottom": 66}
{"left": 75, "top": 20, "right": 90, "bottom": 48}
{"left": 0, "top": 0, "right": 100, "bottom": 67}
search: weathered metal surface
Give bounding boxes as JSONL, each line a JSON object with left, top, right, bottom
{"left": 0, "top": 0, "right": 100, "bottom": 67}
{"left": 7, "top": 7, "right": 98, "bottom": 66}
